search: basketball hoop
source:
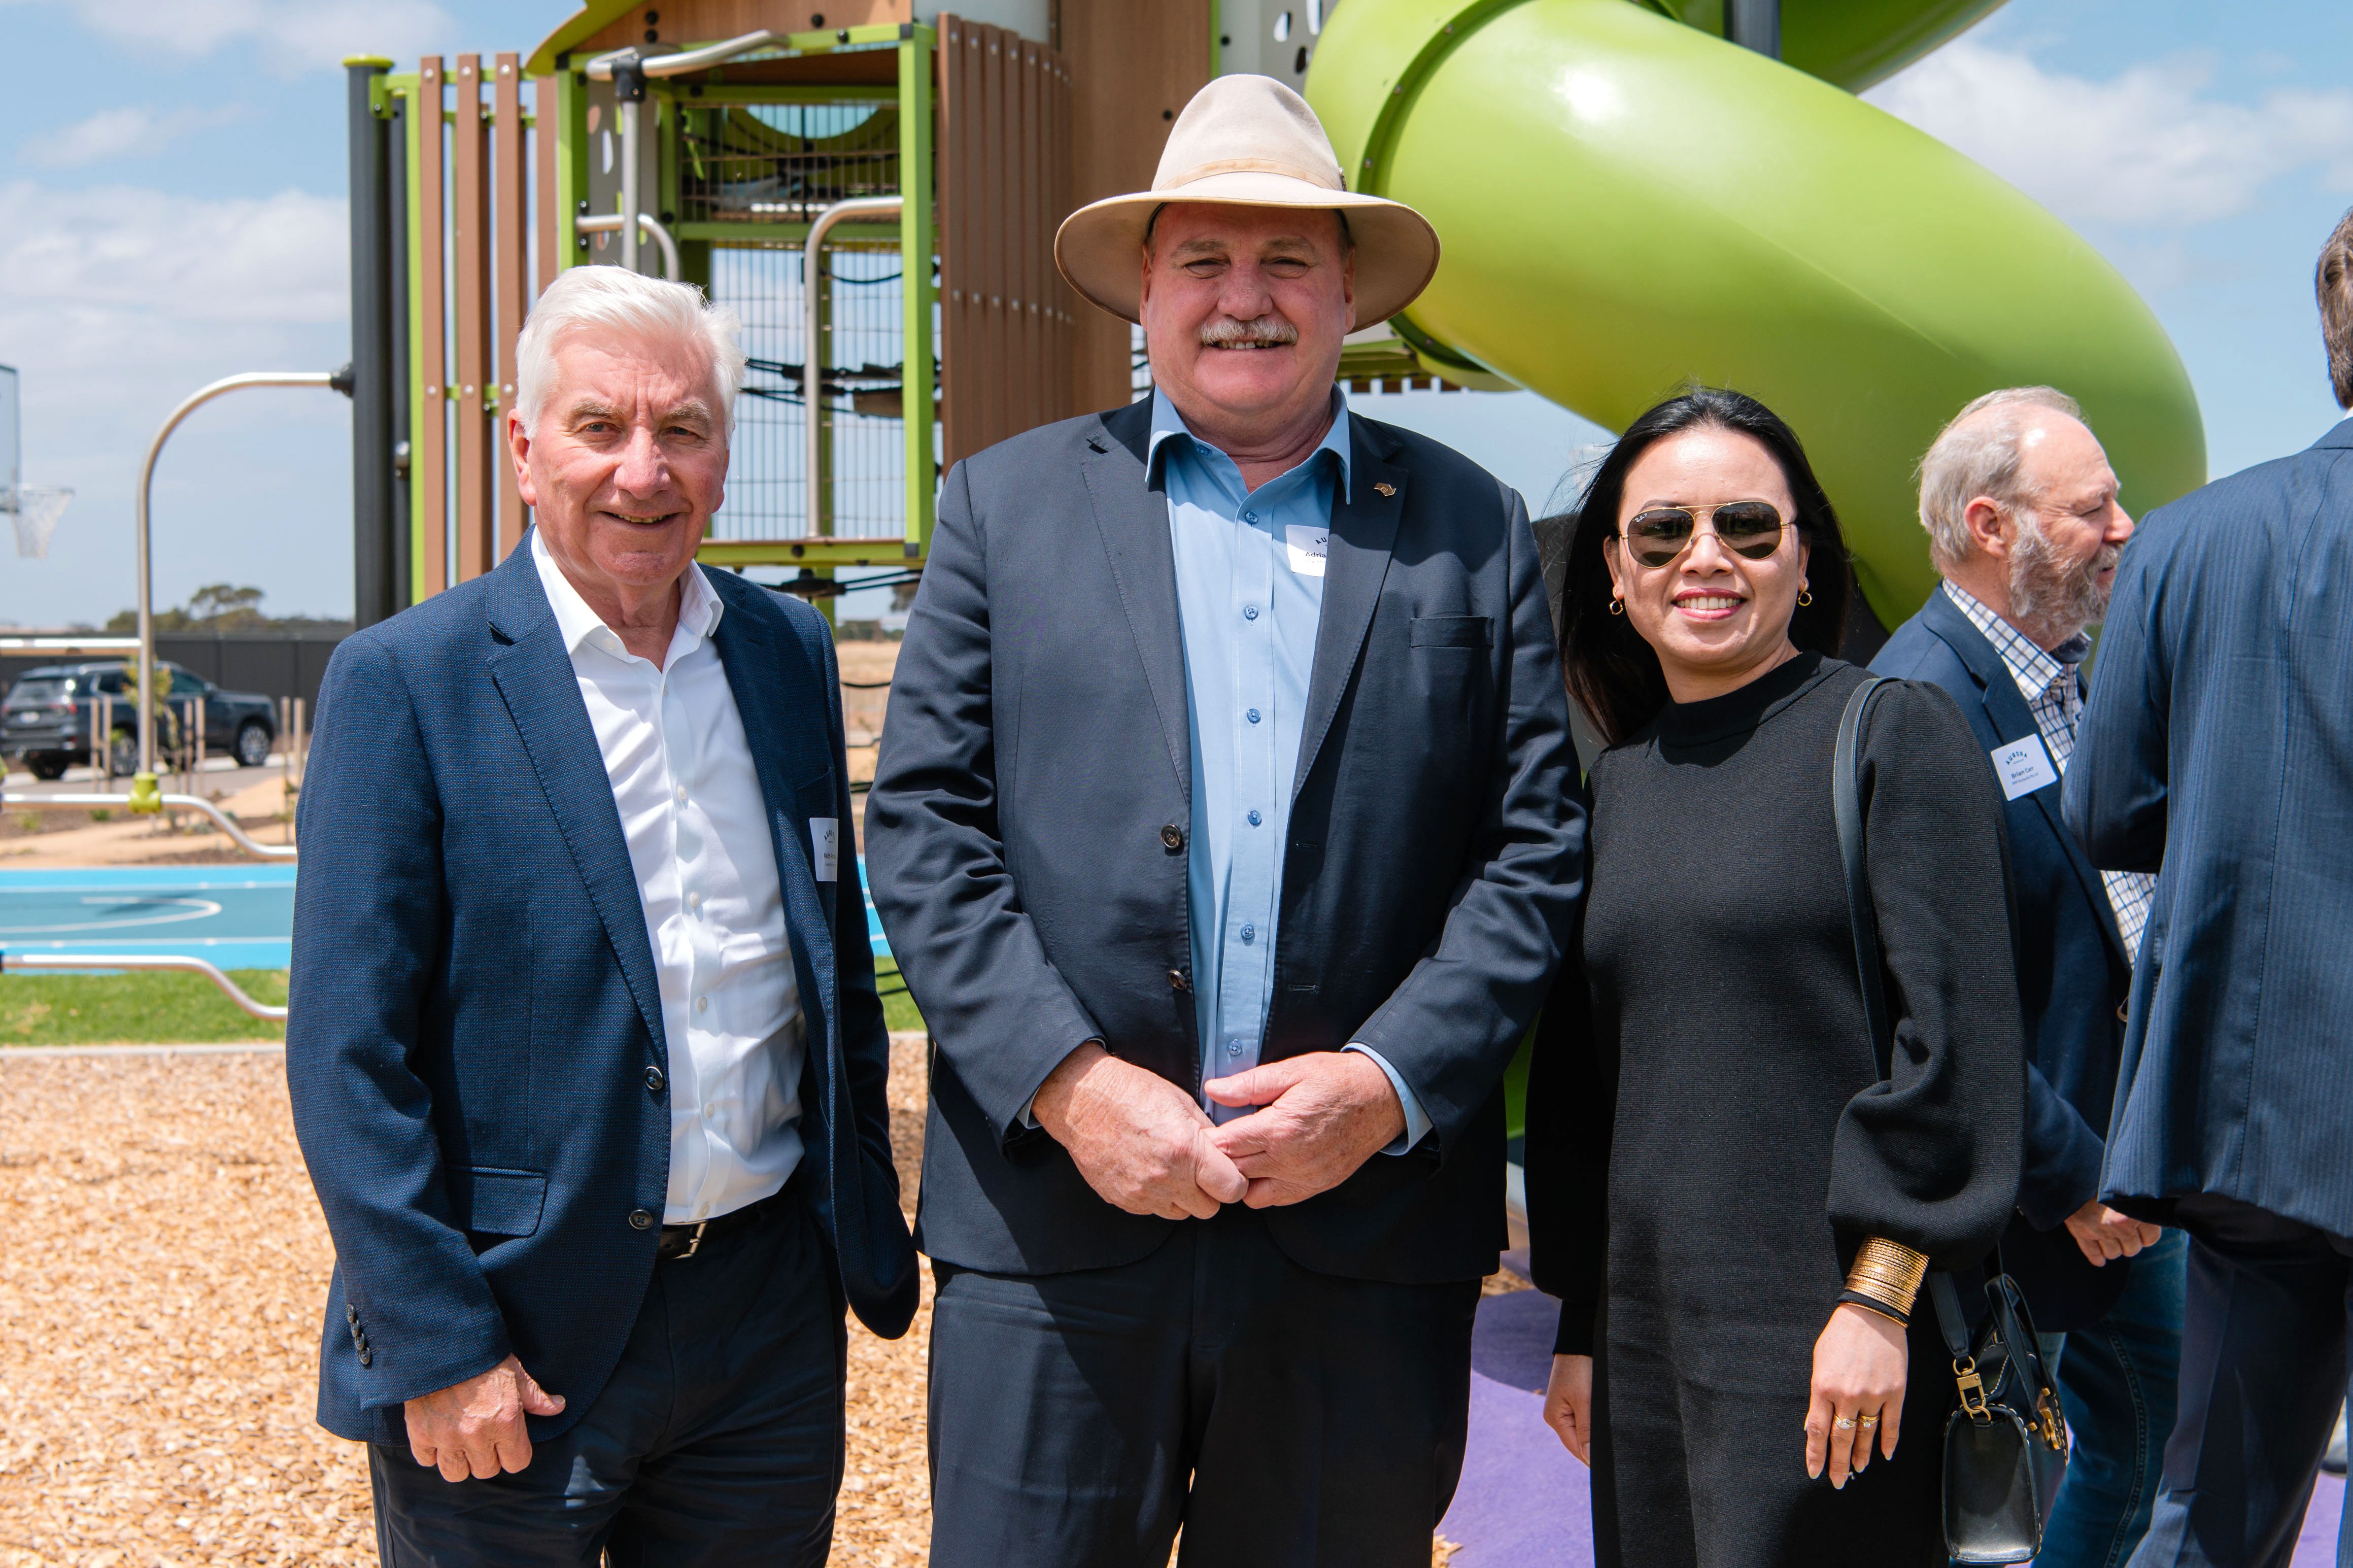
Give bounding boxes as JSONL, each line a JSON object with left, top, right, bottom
{"left": 6, "top": 486, "right": 73, "bottom": 559}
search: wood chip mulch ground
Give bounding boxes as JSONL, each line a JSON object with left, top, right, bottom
{"left": 0, "top": 1038, "right": 1485, "bottom": 1566}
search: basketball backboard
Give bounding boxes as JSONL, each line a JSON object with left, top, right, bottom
{"left": 0, "top": 363, "right": 74, "bottom": 559}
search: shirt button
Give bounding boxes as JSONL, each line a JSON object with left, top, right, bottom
{"left": 687, "top": 891, "right": 702, "bottom": 912}
{"left": 628, "top": 1209, "right": 656, "bottom": 1231}
{"left": 673, "top": 784, "right": 687, "bottom": 803}
{"left": 1243, "top": 605, "right": 1259, "bottom": 622}
{"left": 1247, "top": 809, "right": 1263, "bottom": 827}
{"left": 1247, "top": 708, "right": 1261, "bottom": 724}
{"left": 1240, "top": 923, "right": 1256, "bottom": 943}
{"left": 695, "top": 996, "right": 708, "bottom": 1013}
{"left": 644, "top": 1065, "right": 665, "bottom": 1094}
{"left": 1244, "top": 510, "right": 1258, "bottom": 523}
{"left": 1227, "top": 1040, "right": 1245, "bottom": 1058}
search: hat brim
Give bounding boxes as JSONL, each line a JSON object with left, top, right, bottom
{"left": 1052, "top": 172, "right": 1441, "bottom": 327}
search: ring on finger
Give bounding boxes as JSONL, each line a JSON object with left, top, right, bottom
{"left": 1834, "top": 1415, "right": 1857, "bottom": 1430}
{"left": 1858, "top": 1413, "right": 1880, "bottom": 1428}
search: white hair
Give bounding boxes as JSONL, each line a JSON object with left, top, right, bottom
{"left": 1916, "top": 385, "right": 2084, "bottom": 572}
{"left": 513, "top": 264, "right": 747, "bottom": 435}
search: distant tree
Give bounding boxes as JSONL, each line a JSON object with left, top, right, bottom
{"left": 104, "top": 584, "right": 348, "bottom": 635}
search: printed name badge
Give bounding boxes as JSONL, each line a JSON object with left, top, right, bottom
{"left": 1284, "top": 524, "right": 1329, "bottom": 577}
{"left": 1990, "top": 735, "right": 2060, "bottom": 801}
{"left": 809, "top": 817, "right": 840, "bottom": 882}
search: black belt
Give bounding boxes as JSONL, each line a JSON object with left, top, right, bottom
{"left": 656, "top": 1176, "right": 798, "bottom": 1262}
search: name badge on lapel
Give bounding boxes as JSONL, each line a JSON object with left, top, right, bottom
{"left": 1284, "top": 524, "right": 1329, "bottom": 577}
{"left": 1990, "top": 735, "right": 2060, "bottom": 801}
{"left": 810, "top": 817, "right": 840, "bottom": 882}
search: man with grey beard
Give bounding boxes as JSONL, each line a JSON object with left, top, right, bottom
{"left": 1871, "top": 386, "right": 2172, "bottom": 1568}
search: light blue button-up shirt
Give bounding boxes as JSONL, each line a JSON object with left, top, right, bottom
{"left": 1149, "top": 389, "right": 1431, "bottom": 1150}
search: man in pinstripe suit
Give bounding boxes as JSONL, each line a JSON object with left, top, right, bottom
{"left": 2067, "top": 209, "right": 2353, "bottom": 1568}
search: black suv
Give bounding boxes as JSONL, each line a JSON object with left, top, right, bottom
{"left": 1, "top": 661, "right": 278, "bottom": 780}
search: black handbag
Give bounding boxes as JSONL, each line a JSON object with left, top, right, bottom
{"left": 1834, "top": 678, "right": 2070, "bottom": 1564}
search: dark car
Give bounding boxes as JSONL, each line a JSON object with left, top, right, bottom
{"left": 1, "top": 661, "right": 277, "bottom": 780}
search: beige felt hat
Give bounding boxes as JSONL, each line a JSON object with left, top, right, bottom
{"left": 1053, "top": 74, "right": 1441, "bottom": 326}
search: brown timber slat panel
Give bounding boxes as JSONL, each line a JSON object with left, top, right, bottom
{"left": 493, "top": 53, "right": 530, "bottom": 564}
{"left": 416, "top": 58, "right": 450, "bottom": 600}
{"left": 451, "top": 54, "right": 495, "bottom": 582}
{"left": 983, "top": 27, "right": 1010, "bottom": 454}
{"left": 937, "top": 15, "right": 975, "bottom": 468}
{"left": 1059, "top": 0, "right": 1212, "bottom": 411}
{"left": 1023, "top": 41, "right": 1046, "bottom": 439}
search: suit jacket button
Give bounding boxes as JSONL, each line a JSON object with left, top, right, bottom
{"left": 629, "top": 1208, "right": 656, "bottom": 1231}
{"left": 1160, "top": 824, "right": 1185, "bottom": 852}
{"left": 1168, "top": 968, "right": 1189, "bottom": 993}
{"left": 359, "top": 1350, "right": 372, "bottom": 1367}
{"left": 644, "top": 1065, "right": 666, "bottom": 1094}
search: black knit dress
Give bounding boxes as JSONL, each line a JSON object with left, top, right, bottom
{"left": 1524, "top": 652, "right": 2025, "bottom": 1568}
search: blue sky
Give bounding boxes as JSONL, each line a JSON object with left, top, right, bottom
{"left": 1, "top": 0, "right": 2348, "bottom": 625}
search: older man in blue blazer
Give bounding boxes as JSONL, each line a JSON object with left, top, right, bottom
{"left": 868, "top": 76, "right": 1585, "bottom": 1567}
{"left": 1872, "top": 386, "right": 2177, "bottom": 1568}
{"left": 2067, "top": 210, "right": 2353, "bottom": 1567}
{"left": 287, "top": 265, "right": 917, "bottom": 1565}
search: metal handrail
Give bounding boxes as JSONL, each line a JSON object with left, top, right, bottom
{"left": 576, "top": 213, "right": 681, "bottom": 281}
{"left": 135, "top": 370, "right": 351, "bottom": 803}
{"left": 0, "top": 636, "right": 141, "bottom": 657}
{"left": 0, "top": 951, "right": 287, "bottom": 1022}
{"left": 805, "top": 196, "right": 905, "bottom": 538}
{"left": 2, "top": 790, "right": 297, "bottom": 861}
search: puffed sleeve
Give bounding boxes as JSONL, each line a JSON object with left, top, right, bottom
{"left": 1523, "top": 799, "right": 1612, "bottom": 1356}
{"left": 1824, "top": 680, "right": 2026, "bottom": 1272}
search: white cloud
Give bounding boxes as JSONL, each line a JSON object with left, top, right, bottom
{"left": 19, "top": 105, "right": 248, "bottom": 169}
{"left": 2, "top": 0, "right": 459, "bottom": 77}
{"left": 1866, "top": 40, "right": 2353, "bottom": 229}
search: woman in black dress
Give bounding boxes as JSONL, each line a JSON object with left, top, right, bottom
{"left": 1523, "top": 389, "right": 2025, "bottom": 1566}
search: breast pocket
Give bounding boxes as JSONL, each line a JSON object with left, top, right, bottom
{"left": 1410, "top": 614, "right": 1493, "bottom": 650}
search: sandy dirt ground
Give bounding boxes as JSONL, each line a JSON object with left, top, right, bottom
{"left": 0, "top": 776, "right": 295, "bottom": 871}
{"left": 0, "top": 1037, "right": 935, "bottom": 1567}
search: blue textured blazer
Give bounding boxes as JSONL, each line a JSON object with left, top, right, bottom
{"left": 1873, "top": 590, "right": 2133, "bottom": 1329}
{"left": 286, "top": 538, "right": 917, "bottom": 1446}
{"left": 2066, "top": 418, "right": 2353, "bottom": 1238}
{"left": 866, "top": 399, "right": 1587, "bottom": 1283}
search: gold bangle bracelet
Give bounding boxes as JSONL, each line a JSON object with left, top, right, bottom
{"left": 1846, "top": 1237, "right": 1930, "bottom": 1316}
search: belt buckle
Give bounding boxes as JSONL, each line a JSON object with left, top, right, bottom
{"left": 673, "top": 1219, "right": 708, "bottom": 1260}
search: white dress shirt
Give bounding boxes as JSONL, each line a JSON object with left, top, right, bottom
{"left": 532, "top": 533, "right": 804, "bottom": 1223}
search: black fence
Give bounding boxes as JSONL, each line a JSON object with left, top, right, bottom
{"left": 1, "top": 631, "right": 349, "bottom": 707}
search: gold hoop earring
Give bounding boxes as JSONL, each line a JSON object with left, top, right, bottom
{"left": 1608, "top": 596, "right": 1625, "bottom": 616}
{"left": 1797, "top": 589, "right": 1814, "bottom": 607}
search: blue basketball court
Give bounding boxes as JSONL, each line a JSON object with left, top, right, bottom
{"left": 0, "top": 863, "right": 892, "bottom": 972}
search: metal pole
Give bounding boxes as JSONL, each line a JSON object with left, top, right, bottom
{"left": 347, "top": 57, "right": 397, "bottom": 629}
{"left": 804, "top": 196, "right": 903, "bottom": 542}
{"left": 615, "top": 57, "right": 646, "bottom": 274}
{"left": 1727, "top": 0, "right": 1781, "bottom": 57}
{"left": 575, "top": 213, "right": 681, "bottom": 281}
{"left": 132, "top": 372, "right": 353, "bottom": 811}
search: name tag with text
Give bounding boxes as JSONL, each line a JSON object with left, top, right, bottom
{"left": 1285, "top": 524, "right": 1329, "bottom": 577}
{"left": 1991, "top": 735, "right": 2060, "bottom": 801}
{"left": 810, "top": 817, "right": 839, "bottom": 882}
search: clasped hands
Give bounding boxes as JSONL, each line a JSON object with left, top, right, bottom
{"left": 1031, "top": 1042, "right": 1406, "bottom": 1219}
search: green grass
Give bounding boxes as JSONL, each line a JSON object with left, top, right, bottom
{"left": 874, "top": 958, "right": 926, "bottom": 1036}
{"left": 0, "top": 964, "right": 922, "bottom": 1046}
{"left": 0, "top": 969, "right": 288, "bottom": 1046}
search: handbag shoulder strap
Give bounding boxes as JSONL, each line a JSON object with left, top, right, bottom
{"left": 1833, "top": 676, "right": 1895, "bottom": 1082}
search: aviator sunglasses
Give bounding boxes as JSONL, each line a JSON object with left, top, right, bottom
{"left": 1618, "top": 500, "right": 1790, "bottom": 567}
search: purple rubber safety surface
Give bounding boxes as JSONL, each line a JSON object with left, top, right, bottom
{"left": 1442, "top": 1291, "right": 2347, "bottom": 1567}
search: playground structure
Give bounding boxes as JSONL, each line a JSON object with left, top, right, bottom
{"left": 339, "top": 0, "right": 2203, "bottom": 636}
{"left": 1, "top": 363, "right": 75, "bottom": 562}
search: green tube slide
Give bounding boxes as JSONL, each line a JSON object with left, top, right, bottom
{"left": 1308, "top": 0, "right": 2207, "bottom": 626}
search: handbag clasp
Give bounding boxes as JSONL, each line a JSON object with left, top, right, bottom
{"left": 1953, "top": 1357, "right": 1993, "bottom": 1424}
{"left": 2036, "top": 1386, "right": 2068, "bottom": 1453}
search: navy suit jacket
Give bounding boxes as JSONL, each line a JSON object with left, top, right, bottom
{"left": 866, "top": 399, "right": 1587, "bottom": 1283}
{"left": 287, "top": 539, "right": 918, "bottom": 1446}
{"left": 1873, "top": 591, "right": 2134, "bottom": 1328}
{"left": 2066, "top": 418, "right": 2353, "bottom": 1239}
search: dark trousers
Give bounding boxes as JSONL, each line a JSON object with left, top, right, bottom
{"left": 925, "top": 1204, "right": 1481, "bottom": 1568}
{"left": 368, "top": 1191, "right": 848, "bottom": 1567}
{"left": 2127, "top": 1194, "right": 2353, "bottom": 1568}
{"left": 2038, "top": 1229, "right": 2189, "bottom": 1568}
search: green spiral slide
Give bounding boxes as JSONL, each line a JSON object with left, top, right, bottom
{"left": 1308, "top": 0, "right": 2207, "bottom": 626}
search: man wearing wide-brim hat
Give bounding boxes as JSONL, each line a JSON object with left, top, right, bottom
{"left": 869, "top": 74, "right": 1586, "bottom": 1565}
